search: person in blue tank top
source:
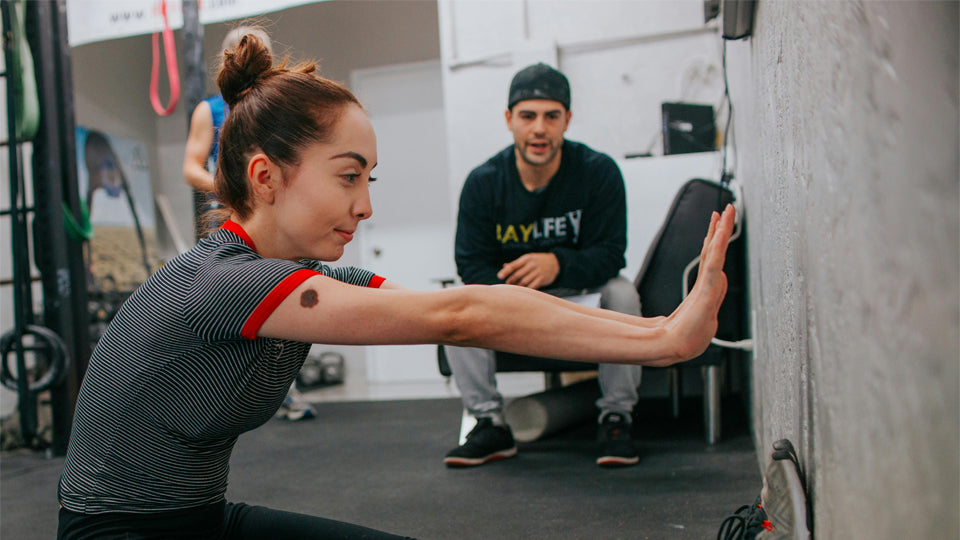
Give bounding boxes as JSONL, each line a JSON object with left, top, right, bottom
{"left": 184, "top": 27, "right": 269, "bottom": 194}
{"left": 205, "top": 92, "right": 228, "bottom": 162}
{"left": 183, "top": 27, "right": 271, "bottom": 232}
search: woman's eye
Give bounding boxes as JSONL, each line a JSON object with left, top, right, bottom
{"left": 343, "top": 174, "right": 376, "bottom": 184}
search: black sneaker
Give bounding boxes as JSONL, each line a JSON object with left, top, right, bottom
{"left": 444, "top": 417, "right": 517, "bottom": 467}
{"left": 596, "top": 412, "right": 639, "bottom": 467}
{"left": 717, "top": 495, "right": 771, "bottom": 540}
{"left": 717, "top": 439, "right": 808, "bottom": 540}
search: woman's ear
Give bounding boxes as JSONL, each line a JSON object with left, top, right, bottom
{"left": 247, "top": 153, "right": 280, "bottom": 205}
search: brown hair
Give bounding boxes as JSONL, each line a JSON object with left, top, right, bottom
{"left": 212, "top": 32, "right": 360, "bottom": 221}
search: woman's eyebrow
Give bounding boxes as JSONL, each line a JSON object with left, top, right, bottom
{"left": 332, "top": 151, "right": 369, "bottom": 168}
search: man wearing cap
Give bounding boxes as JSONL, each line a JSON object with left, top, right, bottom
{"left": 444, "top": 63, "right": 643, "bottom": 468}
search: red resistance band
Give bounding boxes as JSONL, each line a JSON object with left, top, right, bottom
{"left": 150, "top": 0, "right": 180, "bottom": 116}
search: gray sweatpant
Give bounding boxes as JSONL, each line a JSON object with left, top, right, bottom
{"left": 444, "top": 275, "right": 643, "bottom": 425}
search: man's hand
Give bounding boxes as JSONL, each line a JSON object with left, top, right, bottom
{"left": 497, "top": 252, "right": 560, "bottom": 289}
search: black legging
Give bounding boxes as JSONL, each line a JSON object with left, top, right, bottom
{"left": 58, "top": 501, "right": 417, "bottom": 539}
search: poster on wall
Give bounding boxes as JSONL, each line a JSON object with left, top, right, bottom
{"left": 67, "top": 0, "right": 324, "bottom": 47}
{"left": 75, "top": 127, "right": 158, "bottom": 295}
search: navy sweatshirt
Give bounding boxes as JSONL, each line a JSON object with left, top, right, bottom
{"left": 454, "top": 140, "right": 627, "bottom": 289}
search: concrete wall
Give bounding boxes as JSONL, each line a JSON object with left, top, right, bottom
{"left": 725, "top": 1, "right": 958, "bottom": 538}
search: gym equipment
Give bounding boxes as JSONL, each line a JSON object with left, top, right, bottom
{"left": 504, "top": 379, "right": 601, "bottom": 443}
{"left": 1, "top": 325, "right": 69, "bottom": 394}
{"left": 181, "top": 0, "right": 210, "bottom": 242}
{"left": 297, "top": 350, "right": 345, "bottom": 390}
{"left": 2, "top": 0, "right": 91, "bottom": 454}
{"left": 5, "top": 0, "right": 38, "bottom": 140}
{"left": 149, "top": 0, "right": 180, "bottom": 116}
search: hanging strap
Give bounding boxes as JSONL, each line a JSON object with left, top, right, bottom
{"left": 149, "top": 0, "right": 180, "bottom": 116}
{"left": 8, "top": 0, "right": 40, "bottom": 140}
{"left": 62, "top": 200, "right": 93, "bottom": 242}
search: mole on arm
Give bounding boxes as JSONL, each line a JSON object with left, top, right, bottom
{"left": 300, "top": 289, "right": 319, "bottom": 308}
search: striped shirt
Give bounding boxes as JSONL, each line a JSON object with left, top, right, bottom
{"left": 58, "top": 221, "right": 384, "bottom": 514}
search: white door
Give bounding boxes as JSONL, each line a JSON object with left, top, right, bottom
{"left": 351, "top": 61, "right": 458, "bottom": 383}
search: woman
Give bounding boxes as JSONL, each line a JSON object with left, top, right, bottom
{"left": 58, "top": 33, "right": 735, "bottom": 539}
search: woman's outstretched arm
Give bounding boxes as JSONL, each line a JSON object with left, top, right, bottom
{"left": 259, "top": 205, "right": 735, "bottom": 368}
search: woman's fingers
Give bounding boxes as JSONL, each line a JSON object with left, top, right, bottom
{"left": 663, "top": 205, "right": 736, "bottom": 363}
{"left": 716, "top": 205, "right": 735, "bottom": 256}
{"left": 686, "top": 205, "right": 734, "bottom": 311}
{"left": 702, "top": 205, "right": 734, "bottom": 274}
{"left": 699, "top": 210, "right": 720, "bottom": 263}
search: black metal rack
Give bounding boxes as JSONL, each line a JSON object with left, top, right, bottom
{"left": 1, "top": 0, "right": 90, "bottom": 456}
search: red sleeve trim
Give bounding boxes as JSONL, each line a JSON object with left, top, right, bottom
{"left": 368, "top": 275, "right": 386, "bottom": 288}
{"left": 241, "top": 268, "right": 319, "bottom": 340}
{"left": 221, "top": 220, "right": 257, "bottom": 252}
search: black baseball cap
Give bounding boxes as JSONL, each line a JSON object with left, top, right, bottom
{"left": 507, "top": 63, "right": 571, "bottom": 110}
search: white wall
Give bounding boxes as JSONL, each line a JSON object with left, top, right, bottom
{"left": 352, "top": 60, "right": 456, "bottom": 383}
{"left": 438, "top": 0, "right": 726, "bottom": 209}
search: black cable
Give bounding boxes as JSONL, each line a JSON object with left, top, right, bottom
{"left": 717, "top": 39, "right": 736, "bottom": 211}
{"left": 721, "top": 39, "right": 733, "bottom": 186}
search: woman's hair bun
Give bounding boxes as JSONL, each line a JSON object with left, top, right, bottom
{"left": 217, "top": 32, "right": 273, "bottom": 107}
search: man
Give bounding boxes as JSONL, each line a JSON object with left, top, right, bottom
{"left": 444, "top": 63, "right": 643, "bottom": 468}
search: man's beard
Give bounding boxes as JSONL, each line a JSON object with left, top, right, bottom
{"left": 516, "top": 140, "right": 560, "bottom": 167}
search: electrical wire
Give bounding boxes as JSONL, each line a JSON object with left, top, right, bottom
{"left": 720, "top": 39, "right": 734, "bottom": 185}
{"left": 679, "top": 37, "right": 753, "bottom": 352}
